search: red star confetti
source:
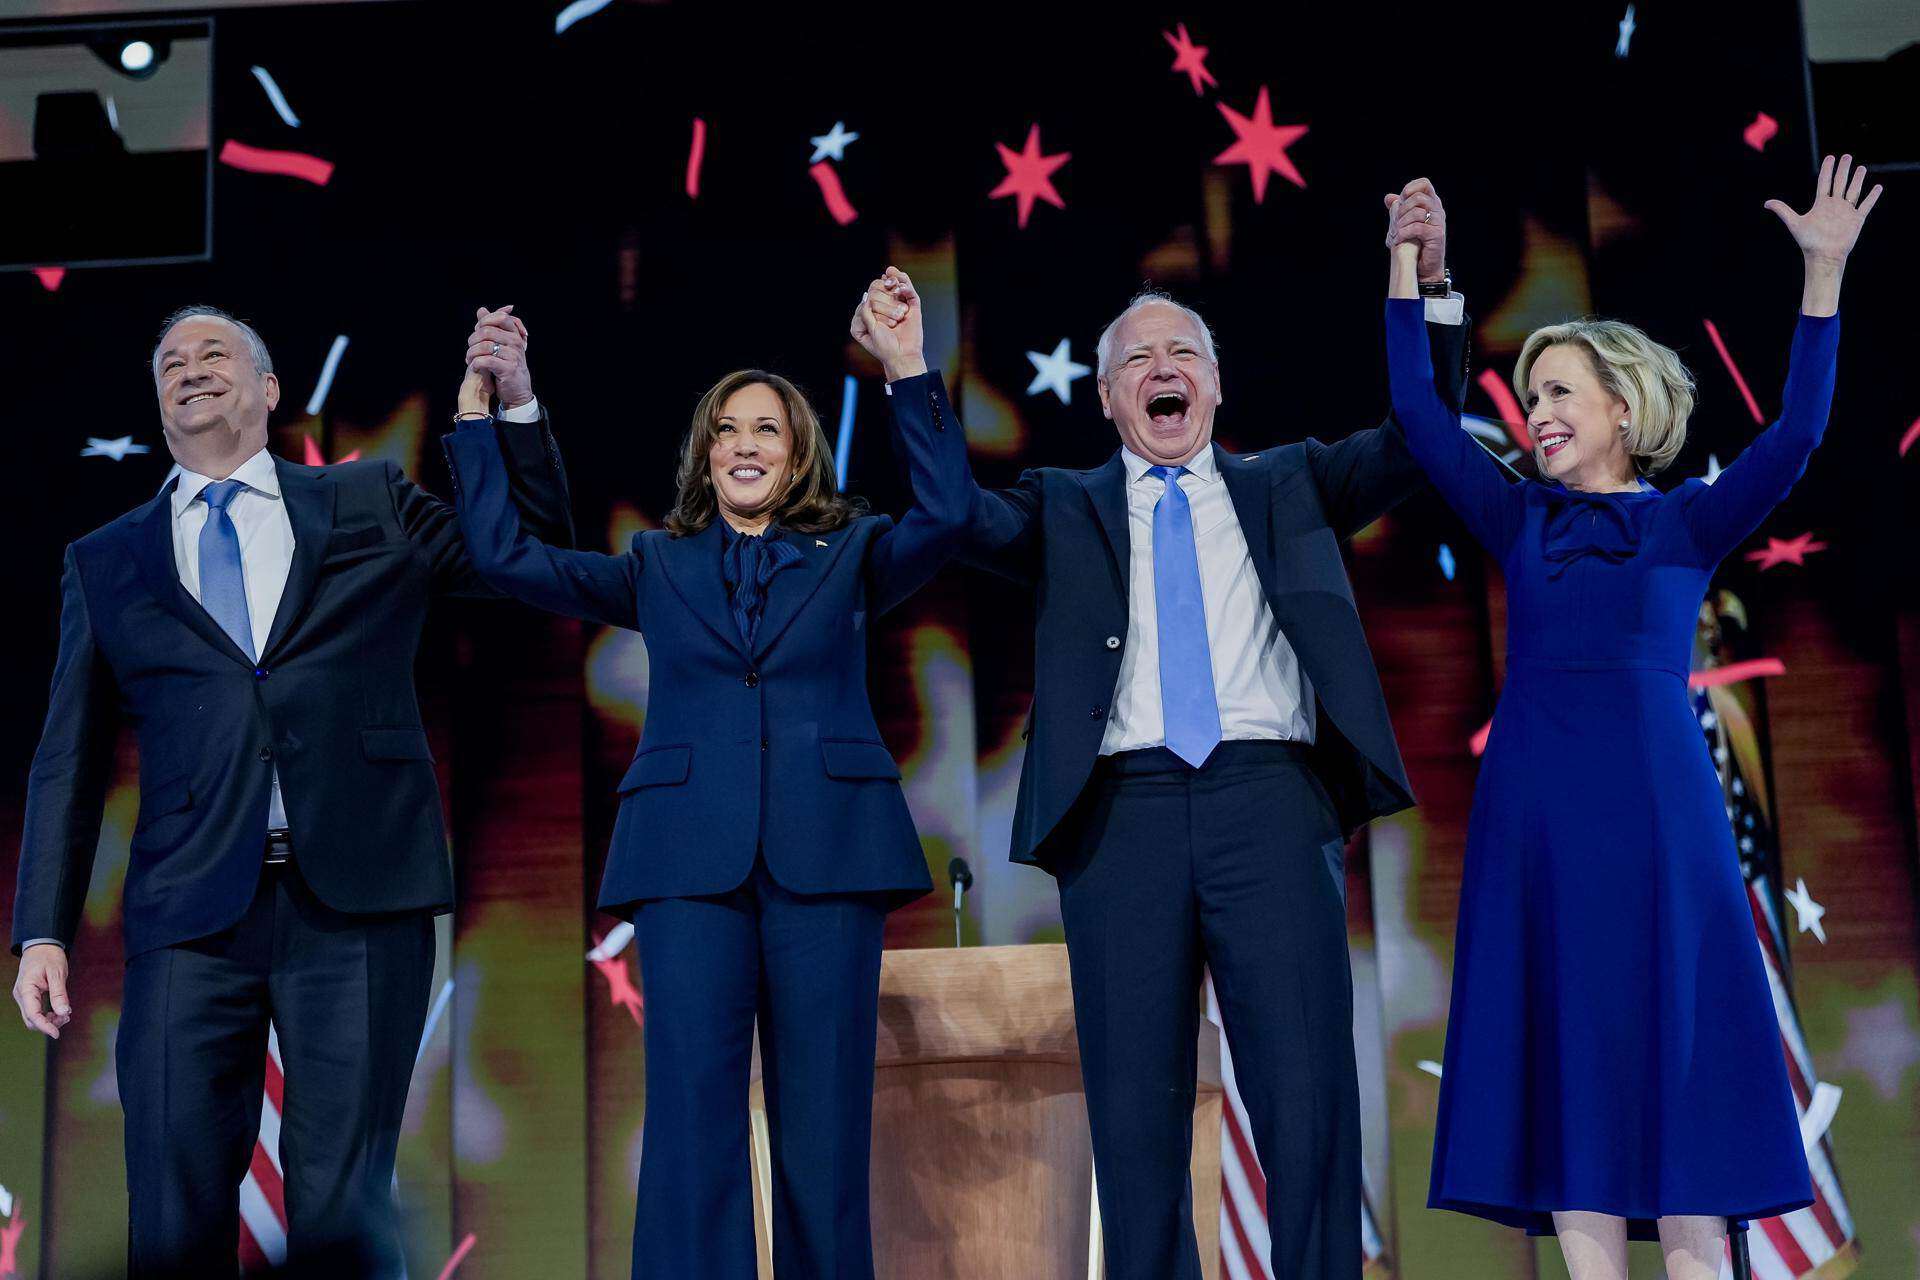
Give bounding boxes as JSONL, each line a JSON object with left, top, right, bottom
{"left": 219, "top": 139, "right": 333, "bottom": 186}
{"left": 1743, "top": 111, "right": 1779, "bottom": 151}
{"left": 434, "top": 1231, "right": 477, "bottom": 1280}
{"left": 686, "top": 117, "right": 706, "bottom": 199}
{"left": 301, "top": 436, "right": 360, "bottom": 466}
{"left": 1163, "top": 23, "right": 1217, "bottom": 96}
{"left": 32, "top": 267, "right": 64, "bottom": 292}
{"left": 1702, "top": 318, "right": 1765, "bottom": 424}
{"left": 1745, "top": 532, "right": 1827, "bottom": 570}
{"left": 1213, "top": 87, "right": 1307, "bottom": 201}
{"left": 989, "top": 124, "right": 1070, "bottom": 228}
{"left": 1898, "top": 416, "right": 1919, "bottom": 457}
{"left": 808, "top": 161, "right": 859, "bottom": 226}
{"left": 590, "top": 934, "right": 645, "bottom": 1027}
{"left": 1476, "top": 368, "right": 1532, "bottom": 450}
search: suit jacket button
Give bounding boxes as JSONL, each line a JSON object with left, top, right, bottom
{"left": 1090, "top": 707, "right": 1104, "bottom": 718}
{"left": 1104, "top": 636, "right": 1120, "bottom": 649}
{"left": 259, "top": 747, "right": 274, "bottom": 762}
{"left": 254, "top": 667, "right": 270, "bottom": 680}
{"left": 744, "top": 672, "right": 760, "bottom": 688}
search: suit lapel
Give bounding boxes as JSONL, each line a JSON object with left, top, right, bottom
{"left": 655, "top": 522, "right": 748, "bottom": 660}
{"left": 1078, "top": 453, "right": 1132, "bottom": 605}
{"left": 752, "top": 528, "right": 854, "bottom": 660}
{"left": 261, "top": 460, "right": 335, "bottom": 660}
{"left": 1215, "top": 444, "right": 1281, "bottom": 604}
{"left": 129, "top": 480, "right": 254, "bottom": 665}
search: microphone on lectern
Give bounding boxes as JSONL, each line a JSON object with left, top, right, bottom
{"left": 948, "top": 857, "right": 974, "bottom": 948}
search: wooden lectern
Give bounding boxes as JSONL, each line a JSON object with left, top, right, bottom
{"left": 749, "top": 943, "right": 1223, "bottom": 1279}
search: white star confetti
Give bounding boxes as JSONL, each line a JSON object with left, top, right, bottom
{"left": 1784, "top": 876, "right": 1826, "bottom": 944}
{"left": 81, "top": 436, "right": 150, "bottom": 461}
{"left": 808, "top": 121, "right": 859, "bottom": 164}
{"left": 1615, "top": 4, "right": 1636, "bottom": 57}
{"left": 1024, "top": 337, "right": 1090, "bottom": 404}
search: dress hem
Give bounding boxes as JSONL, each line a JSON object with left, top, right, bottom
{"left": 1429, "top": 1192, "right": 1815, "bottom": 1241}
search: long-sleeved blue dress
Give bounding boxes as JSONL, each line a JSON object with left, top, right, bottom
{"left": 1384, "top": 297, "right": 1834, "bottom": 1237}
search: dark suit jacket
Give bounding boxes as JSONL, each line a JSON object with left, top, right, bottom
{"left": 439, "top": 373, "right": 971, "bottom": 914}
{"left": 914, "top": 317, "right": 1469, "bottom": 865}
{"left": 11, "top": 416, "right": 573, "bottom": 958}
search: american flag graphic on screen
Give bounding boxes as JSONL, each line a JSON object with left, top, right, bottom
{"left": 237, "top": 1025, "right": 289, "bottom": 1272}
{"left": 1694, "top": 670, "right": 1860, "bottom": 1280}
{"left": 1208, "top": 981, "right": 1390, "bottom": 1279}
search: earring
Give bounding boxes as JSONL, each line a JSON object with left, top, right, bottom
{"left": 1619, "top": 419, "right": 1631, "bottom": 434}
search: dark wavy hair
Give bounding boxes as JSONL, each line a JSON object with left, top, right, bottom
{"left": 664, "top": 370, "right": 863, "bottom": 537}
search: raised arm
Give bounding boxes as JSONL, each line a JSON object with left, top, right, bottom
{"left": 12, "top": 547, "right": 119, "bottom": 1038}
{"left": 1678, "top": 155, "right": 1878, "bottom": 565}
{"left": 847, "top": 269, "right": 975, "bottom": 611}
{"left": 1384, "top": 221, "right": 1525, "bottom": 557}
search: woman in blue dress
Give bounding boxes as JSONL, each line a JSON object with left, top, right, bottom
{"left": 1381, "top": 156, "right": 1881, "bottom": 1280}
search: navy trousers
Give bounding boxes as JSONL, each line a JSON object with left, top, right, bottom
{"left": 1054, "top": 741, "right": 1361, "bottom": 1280}
{"left": 117, "top": 862, "right": 434, "bottom": 1280}
{"left": 630, "top": 860, "right": 887, "bottom": 1280}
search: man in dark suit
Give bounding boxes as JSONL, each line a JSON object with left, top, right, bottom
{"left": 9, "top": 304, "right": 571, "bottom": 1277}
{"left": 889, "top": 182, "right": 1467, "bottom": 1278}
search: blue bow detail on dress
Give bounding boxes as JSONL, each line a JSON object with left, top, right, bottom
{"left": 1540, "top": 487, "right": 1648, "bottom": 579}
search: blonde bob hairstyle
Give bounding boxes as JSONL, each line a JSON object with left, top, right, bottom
{"left": 1514, "top": 320, "right": 1697, "bottom": 476}
{"left": 664, "top": 369, "right": 862, "bottom": 537}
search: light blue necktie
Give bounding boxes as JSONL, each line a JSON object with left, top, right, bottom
{"left": 1147, "top": 466, "right": 1221, "bottom": 767}
{"left": 198, "top": 479, "right": 256, "bottom": 661}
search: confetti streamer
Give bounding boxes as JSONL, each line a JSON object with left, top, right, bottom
{"left": 219, "top": 139, "right": 334, "bottom": 186}
{"left": 1614, "top": 4, "right": 1636, "bottom": 57}
{"left": 1898, "top": 417, "right": 1920, "bottom": 457}
{"left": 32, "top": 267, "right": 65, "bottom": 292}
{"left": 304, "top": 334, "right": 349, "bottom": 416}
{"left": 808, "top": 161, "right": 858, "bottom": 225}
{"left": 1702, "top": 318, "right": 1765, "bottom": 425}
{"left": 1437, "top": 544, "right": 1456, "bottom": 581}
{"left": 1690, "top": 658, "right": 1786, "bottom": 688}
{"left": 435, "top": 1232, "right": 477, "bottom": 1280}
{"left": 1468, "top": 720, "right": 1492, "bottom": 757}
{"left": 1416, "top": 1060, "right": 1443, "bottom": 1078}
{"left": 106, "top": 95, "right": 119, "bottom": 133}
{"left": 0, "top": 1184, "right": 11, "bottom": 1217}
{"left": 554, "top": 0, "right": 614, "bottom": 34}
{"left": 834, "top": 374, "right": 858, "bottom": 490}
{"left": 1743, "top": 111, "right": 1779, "bottom": 152}
{"left": 1475, "top": 368, "right": 1532, "bottom": 450}
{"left": 249, "top": 66, "right": 302, "bottom": 128}
{"left": 685, "top": 118, "right": 706, "bottom": 199}
{"left": 586, "top": 922, "right": 635, "bottom": 961}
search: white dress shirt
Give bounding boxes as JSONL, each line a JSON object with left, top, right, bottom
{"left": 1101, "top": 444, "right": 1315, "bottom": 754}
{"left": 172, "top": 447, "right": 294, "bottom": 827}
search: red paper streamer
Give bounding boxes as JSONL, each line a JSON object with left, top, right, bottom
{"left": 219, "top": 139, "right": 334, "bottom": 186}
{"left": 1702, "top": 319, "right": 1766, "bottom": 425}
{"left": 1470, "top": 659, "right": 1785, "bottom": 752}
{"left": 1742, "top": 111, "right": 1779, "bottom": 152}
{"left": 1898, "top": 417, "right": 1920, "bottom": 457}
{"left": 32, "top": 267, "right": 65, "bottom": 292}
{"left": 1476, "top": 368, "right": 1532, "bottom": 450}
{"left": 808, "top": 161, "right": 858, "bottom": 226}
{"left": 435, "top": 1232, "right": 477, "bottom": 1280}
{"left": 685, "top": 118, "right": 706, "bottom": 199}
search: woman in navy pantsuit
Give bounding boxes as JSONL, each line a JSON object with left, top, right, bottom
{"left": 1382, "top": 160, "right": 1879, "bottom": 1280}
{"left": 445, "top": 270, "right": 964, "bottom": 1279}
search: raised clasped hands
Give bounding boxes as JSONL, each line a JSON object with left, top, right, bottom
{"left": 1382, "top": 177, "right": 1448, "bottom": 285}
{"left": 850, "top": 267, "right": 927, "bottom": 382}
{"left": 459, "top": 304, "right": 534, "bottom": 417}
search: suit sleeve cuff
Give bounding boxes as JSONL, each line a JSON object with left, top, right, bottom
{"left": 1423, "top": 293, "right": 1465, "bottom": 326}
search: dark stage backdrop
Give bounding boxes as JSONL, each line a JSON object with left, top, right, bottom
{"left": 1, "top": 3, "right": 1916, "bottom": 1278}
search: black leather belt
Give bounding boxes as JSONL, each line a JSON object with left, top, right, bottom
{"left": 264, "top": 829, "right": 293, "bottom": 864}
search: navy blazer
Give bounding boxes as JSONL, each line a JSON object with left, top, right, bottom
{"left": 904, "top": 317, "right": 1470, "bottom": 865}
{"left": 441, "top": 373, "right": 971, "bottom": 913}
{"left": 12, "top": 417, "right": 575, "bottom": 958}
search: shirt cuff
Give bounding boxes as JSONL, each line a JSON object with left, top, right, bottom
{"left": 1423, "top": 293, "right": 1465, "bottom": 326}
{"left": 496, "top": 396, "right": 541, "bottom": 422}
{"left": 20, "top": 938, "right": 63, "bottom": 950}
